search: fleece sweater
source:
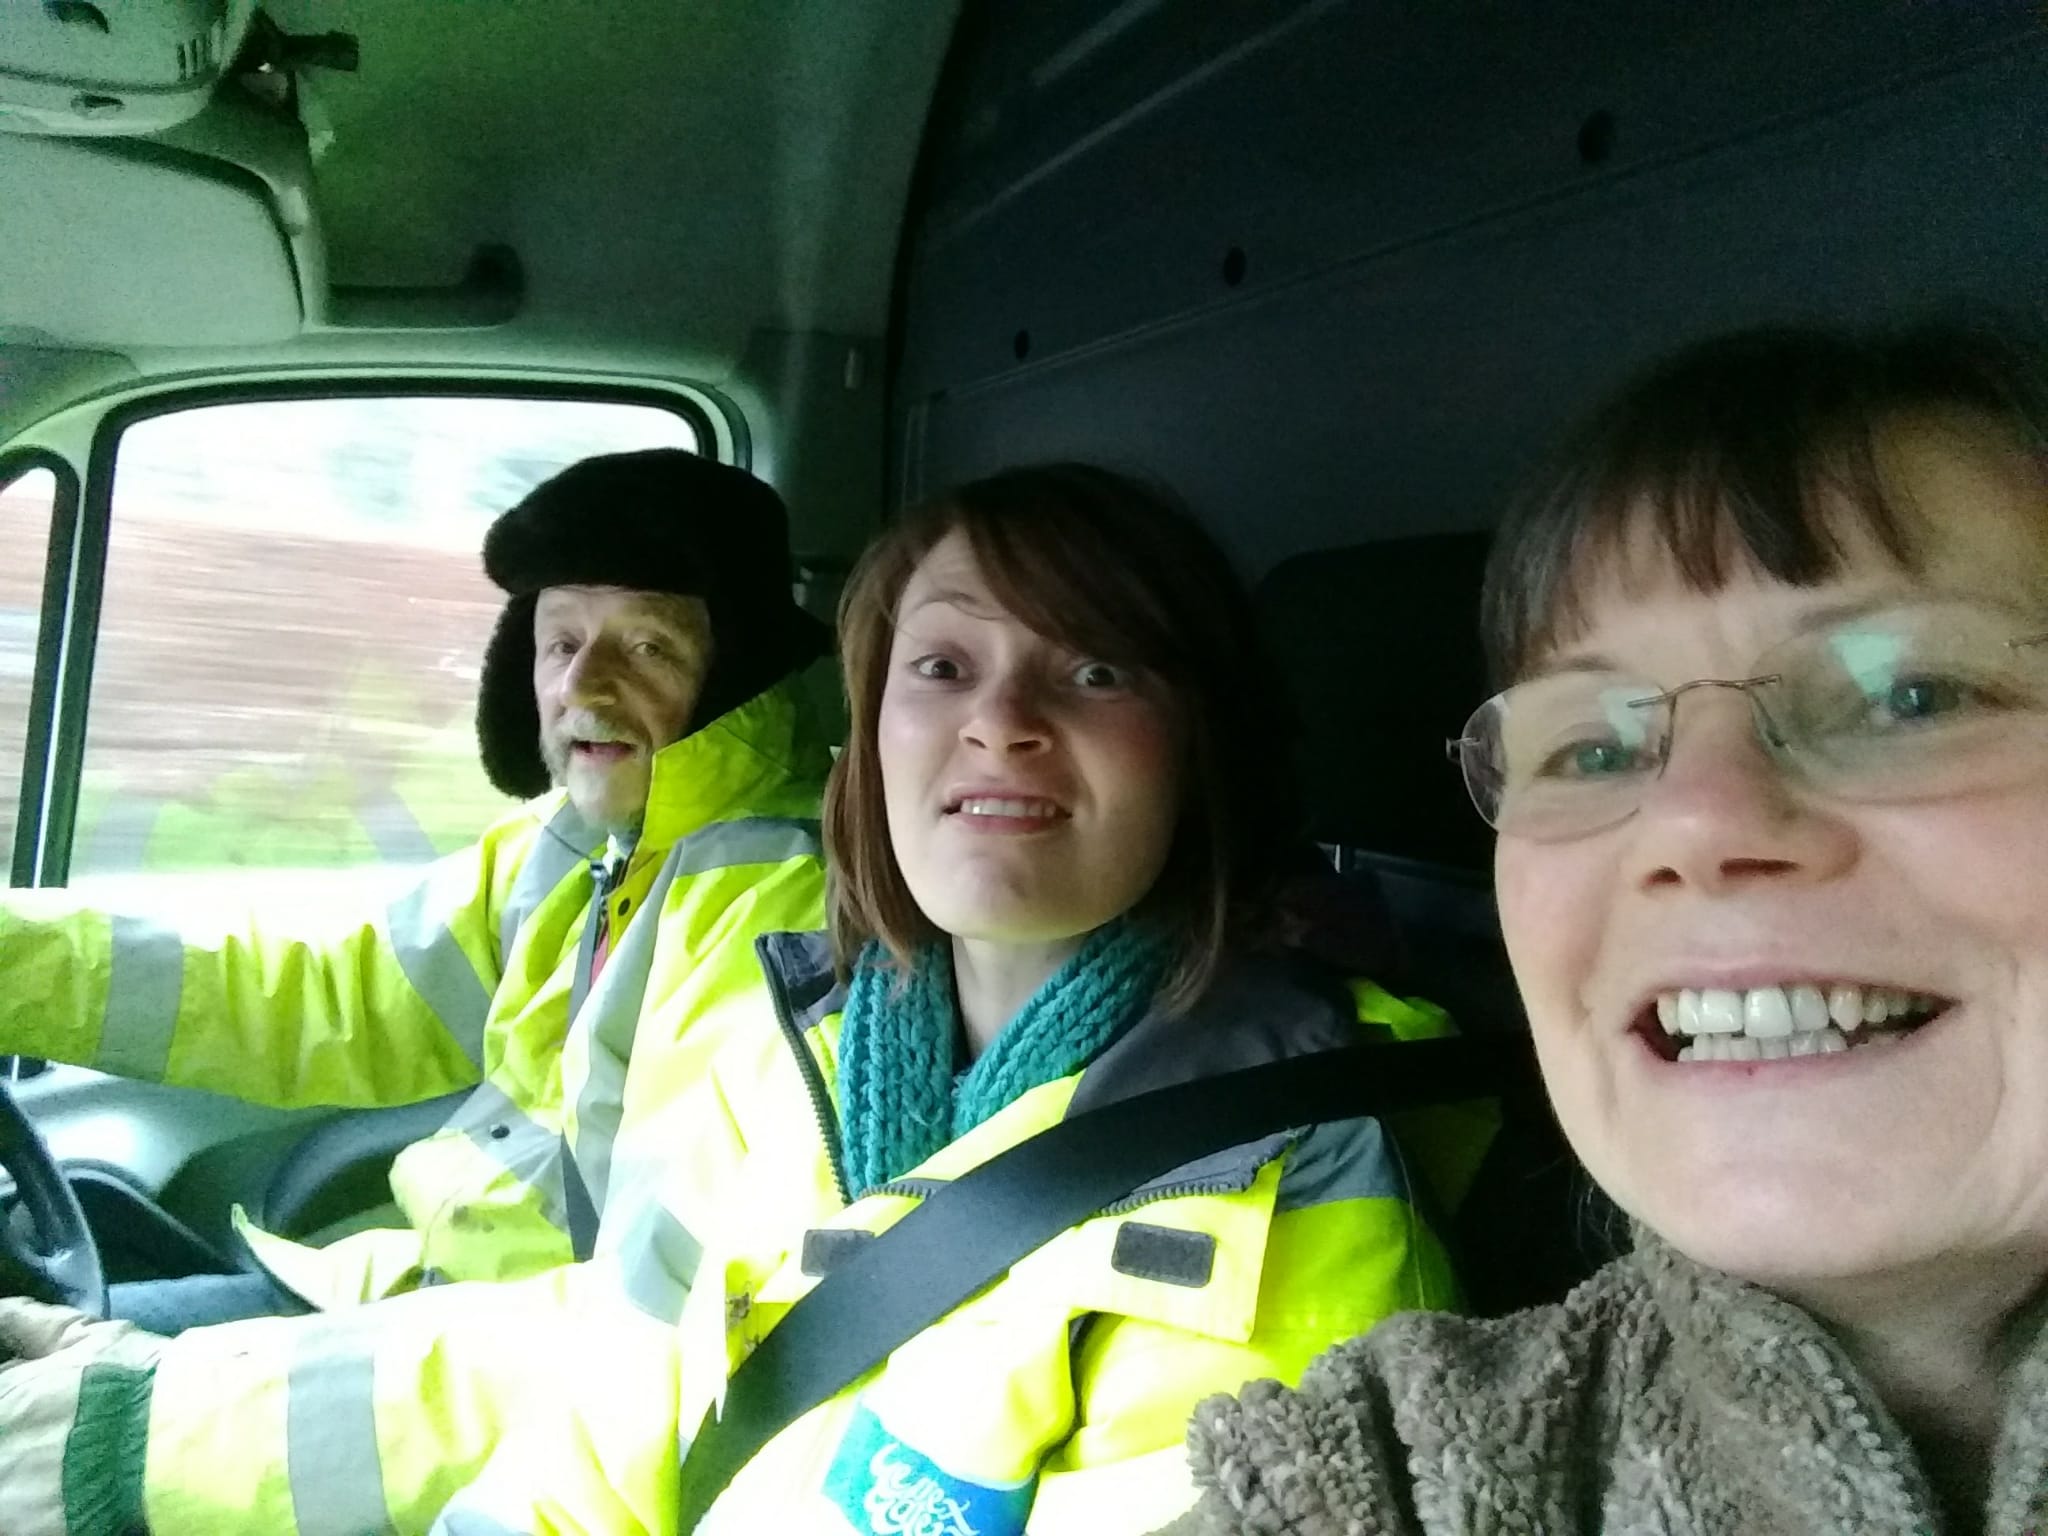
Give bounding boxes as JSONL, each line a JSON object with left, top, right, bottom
{"left": 1170, "top": 1233, "right": 2048, "bottom": 1535}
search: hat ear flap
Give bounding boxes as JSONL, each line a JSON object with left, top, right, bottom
{"left": 477, "top": 595, "right": 551, "bottom": 799}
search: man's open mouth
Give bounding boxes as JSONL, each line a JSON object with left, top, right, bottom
{"left": 571, "top": 739, "right": 637, "bottom": 763}
{"left": 1638, "top": 982, "right": 1953, "bottom": 1063}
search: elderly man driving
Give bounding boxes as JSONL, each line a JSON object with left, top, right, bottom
{"left": 0, "top": 449, "right": 832, "bottom": 1536}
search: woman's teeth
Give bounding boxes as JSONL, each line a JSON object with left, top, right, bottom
{"left": 1654, "top": 983, "right": 1939, "bottom": 1064}
{"left": 956, "top": 797, "right": 1060, "bottom": 819}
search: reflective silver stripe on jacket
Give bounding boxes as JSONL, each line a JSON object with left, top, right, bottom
{"left": 560, "top": 846, "right": 686, "bottom": 1216}
{"left": 386, "top": 877, "right": 493, "bottom": 1071}
{"left": 603, "top": 1193, "right": 707, "bottom": 1324}
{"left": 568, "top": 816, "right": 824, "bottom": 1214}
{"left": 439, "top": 1079, "right": 568, "bottom": 1230}
{"left": 286, "top": 1316, "right": 397, "bottom": 1536}
{"left": 430, "top": 1502, "right": 526, "bottom": 1536}
{"left": 670, "top": 815, "right": 820, "bottom": 876}
{"left": 92, "top": 914, "right": 184, "bottom": 1078}
{"left": 497, "top": 801, "right": 600, "bottom": 969}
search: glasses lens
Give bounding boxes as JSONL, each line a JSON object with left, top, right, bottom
{"left": 1768, "top": 604, "right": 2048, "bottom": 799}
{"left": 1463, "top": 674, "right": 1666, "bottom": 837}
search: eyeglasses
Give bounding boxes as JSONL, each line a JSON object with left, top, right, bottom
{"left": 1449, "top": 600, "right": 2048, "bottom": 842}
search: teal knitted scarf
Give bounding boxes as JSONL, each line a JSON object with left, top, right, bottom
{"left": 836, "top": 921, "right": 1172, "bottom": 1199}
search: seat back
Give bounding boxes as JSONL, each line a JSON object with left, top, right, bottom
{"left": 1257, "top": 533, "right": 1494, "bottom": 869}
{"left": 1256, "top": 532, "right": 1618, "bottom": 1312}
{"left": 1255, "top": 533, "right": 1512, "bottom": 1028}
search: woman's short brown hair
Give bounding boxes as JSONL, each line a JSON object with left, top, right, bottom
{"left": 824, "top": 463, "right": 1298, "bottom": 1012}
{"left": 1482, "top": 320, "right": 2048, "bottom": 687}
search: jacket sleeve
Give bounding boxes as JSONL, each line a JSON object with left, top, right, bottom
{"left": 0, "top": 826, "right": 517, "bottom": 1108}
{"left": 136, "top": 841, "right": 828, "bottom": 1536}
{"left": 140, "top": 1264, "right": 655, "bottom": 1536}
{"left": 419, "top": 1296, "right": 691, "bottom": 1536}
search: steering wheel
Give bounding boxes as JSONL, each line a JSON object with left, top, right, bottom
{"left": 0, "top": 1076, "right": 105, "bottom": 1316}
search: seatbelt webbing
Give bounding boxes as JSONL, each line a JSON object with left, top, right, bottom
{"left": 674, "top": 1034, "right": 1509, "bottom": 1529}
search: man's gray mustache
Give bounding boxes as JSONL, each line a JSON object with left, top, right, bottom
{"left": 551, "top": 713, "right": 641, "bottom": 747}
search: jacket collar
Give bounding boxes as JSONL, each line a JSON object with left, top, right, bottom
{"left": 1067, "top": 952, "right": 1356, "bottom": 1110}
{"left": 753, "top": 933, "right": 1351, "bottom": 1207}
{"left": 756, "top": 935, "right": 1348, "bottom": 1060}
{"left": 1067, "top": 952, "right": 1354, "bottom": 1207}
{"left": 536, "top": 669, "right": 830, "bottom": 861}
{"left": 756, "top": 928, "right": 844, "bottom": 1034}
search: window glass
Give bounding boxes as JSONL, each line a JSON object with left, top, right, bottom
{"left": 72, "top": 397, "right": 697, "bottom": 919}
{"left": 0, "top": 466, "right": 58, "bottom": 879}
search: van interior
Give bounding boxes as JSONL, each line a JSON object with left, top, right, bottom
{"left": 1, "top": 0, "right": 2042, "bottom": 1323}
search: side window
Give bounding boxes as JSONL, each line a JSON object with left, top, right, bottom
{"left": 70, "top": 397, "right": 697, "bottom": 918}
{"left": 0, "top": 465, "right": 59, "bottom": 880}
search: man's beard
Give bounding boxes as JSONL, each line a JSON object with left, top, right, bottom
{"left": 544, "top": 712, "right": 649, "bottom": 834}
{"left": 543, "top": 711, "right": 641, "bottom": 775}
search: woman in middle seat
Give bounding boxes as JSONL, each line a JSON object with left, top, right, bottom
{"left": 433, "top": 462, "right": 1459, "bottom": 1535}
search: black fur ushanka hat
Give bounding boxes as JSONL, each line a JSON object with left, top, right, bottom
{"left": 475, "top": 449, "right": 830, "bottom": 797}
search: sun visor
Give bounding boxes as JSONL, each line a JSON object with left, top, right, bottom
{"left": 0, "top": 135, "right": 300, "bottom": 348}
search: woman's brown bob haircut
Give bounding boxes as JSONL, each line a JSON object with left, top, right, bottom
{"left": 824, "top": 462, "right": 1299, "bottom": 1013}
{"left": 1483, "top": 320, "right": 2048, "bottom": 687}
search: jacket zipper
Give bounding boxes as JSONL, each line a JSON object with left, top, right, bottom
{"left": 759, "top": 938, "right": 851, "bottom": 1205}
{"left": 868, "top": 1168, "right": 1269, "bottom": 1216}
{"left": 586, "top": 849, "right": 628, "bottom": 970}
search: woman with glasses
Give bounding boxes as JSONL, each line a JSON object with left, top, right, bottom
{"left": 1166, "top": 323, "right": 2048, "bottom": 1536}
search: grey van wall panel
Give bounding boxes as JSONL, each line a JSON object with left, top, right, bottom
{"left": 904, "top": 0, "right": 2036, "bottom": 395}
{"left": 894, "top": 1, "right": 2048, "bottom": 570}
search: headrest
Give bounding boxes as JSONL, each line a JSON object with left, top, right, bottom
{"left": 1255, "top": 532, "right": 1496, "bottom": 872}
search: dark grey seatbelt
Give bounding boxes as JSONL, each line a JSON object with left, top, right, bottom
{"left": 562, "top": 1149, "right": 600, "bottom": 1261}
{"left": 675, "top": 1034, "right": 1508, "bottom": 1529}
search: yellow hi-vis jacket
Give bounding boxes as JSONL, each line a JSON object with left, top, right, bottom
{"left": 0, "top": 678, "right": 832, "bottom": 1532}
{"left": 427, "top": 932, "right": 1461, "bottom": 1536}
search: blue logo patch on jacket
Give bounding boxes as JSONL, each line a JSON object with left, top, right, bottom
{"left": 823, "top": 1402, "right": 1036, "bottom": 1536}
